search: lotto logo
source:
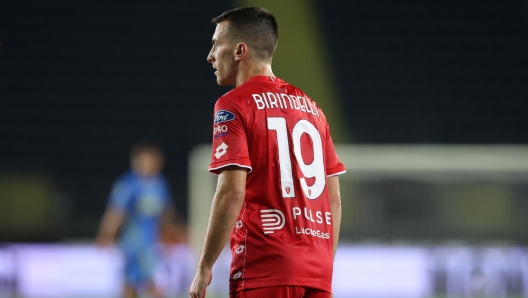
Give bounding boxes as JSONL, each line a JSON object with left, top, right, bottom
{"left": 261, "top": 209, "right": 285, "bottom": 234}
{"left": 233, "top": 271, "right": 242, "bottom": 280}
{"left": 235, "top": 245, "right": 245, "bottom": 254}
{"left": 214, "top": 142, "right": 228, "bottom": 159}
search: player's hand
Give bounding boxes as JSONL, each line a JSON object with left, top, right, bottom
{"left": 189, "top": 267, "right": 212, "bottom": 298}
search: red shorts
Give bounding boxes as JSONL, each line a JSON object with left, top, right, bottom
{"left": 231, "top": 286, "right": 331, "bottom": 298}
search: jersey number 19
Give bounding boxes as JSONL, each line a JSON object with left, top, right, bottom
{"left": 267, "top": 117, "right": 325, "bottom": 200}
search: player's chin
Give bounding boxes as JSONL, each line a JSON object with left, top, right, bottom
{"left": 216, "top": 77, "right": 230, "bottom": 86}
{"left": 216, "top": 76, "right": 236, "bottom": 87}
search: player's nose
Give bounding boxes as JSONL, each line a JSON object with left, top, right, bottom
{"left": 207, "top": 52, "right": 214, "bottom": 63}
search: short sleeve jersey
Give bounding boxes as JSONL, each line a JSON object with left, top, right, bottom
{"left": 209, "top": 76, "right": 346, "bottom": 293}
{"left": 108, "top": 171, "right": 172, "bottom": 251}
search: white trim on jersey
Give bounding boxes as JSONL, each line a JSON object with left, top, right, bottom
{"left": 209, "top": 163, "right": 253, "bottom": 174}
{"left": 327, "top": 170, "right": 347, "bottom": 177}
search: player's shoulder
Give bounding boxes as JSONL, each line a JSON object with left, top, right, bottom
{"left": 115, "top": 171, "right": 138, "bottom": 186}
{"left": 109, "top": 172, "right": 136, "bottom": 198}
{"left": 215, "top": 88, "right": 247, "bottom": 109}
{"left": 214, "top": 92, "right": 242, "bottom": 116}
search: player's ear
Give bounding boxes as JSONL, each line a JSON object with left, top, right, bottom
{"left": 234, "top": 42, "right": 248, "bottom": 61}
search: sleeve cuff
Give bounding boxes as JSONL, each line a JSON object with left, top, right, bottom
{"left": 209, "top": 160, "right": 253, "bottom": 175}
{"left": 326, "top": 164, "right": 346, "bottom": 177}
{"left": 327, "top": 170, "right": 346, "bottom": 177}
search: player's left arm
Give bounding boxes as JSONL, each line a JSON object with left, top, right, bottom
{"left": 96, "top": 207, "right": 124, "bottom": 247}
{"left": 322, "top": 120, "right": 344, "bottom": 261}
{"left": 328, "top": 175, "right": 341, "bottom": 260}
{"left": 189, "top": 165, "right": 247, "bottom": 298}
{"left": 96, "top": 179, "right": 131, "bottom": 247}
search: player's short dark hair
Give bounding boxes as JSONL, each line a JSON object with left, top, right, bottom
{"left": 130, "top": 140, "right": 163, "bottom": 158}
{"left": 212, "top": 6, "right": 278, "bottom": 60}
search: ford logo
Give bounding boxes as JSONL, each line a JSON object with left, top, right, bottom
{"left": 214, "top": 110, "right": 236, "bottom": 124}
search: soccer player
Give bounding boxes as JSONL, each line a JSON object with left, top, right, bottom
{"left": 96, "top": 141, "right": 181, "bottom": 298}
{"left": 189, "top": 6, "right": 346, "bottom": 298}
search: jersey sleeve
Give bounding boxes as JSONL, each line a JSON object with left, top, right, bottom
{"left": 324, "top": 124, "right": 346, "bottom": 177}
{"left": 209, "top": 96, "right": 252, "bottom": 175}
{"left": 108, "top": 178, "right": 133, "bottom": 212}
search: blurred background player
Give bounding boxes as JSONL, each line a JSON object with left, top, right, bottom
{"left": 96, "top": 141, "right": 183, "bottom": 298}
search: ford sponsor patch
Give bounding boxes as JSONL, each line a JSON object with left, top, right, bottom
{"left": 214, "top": 110, "right": 236, "bottom": 124}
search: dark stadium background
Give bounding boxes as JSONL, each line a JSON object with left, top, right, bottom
{"left": 1, "top": 0, "right": 527, "bottom": 244}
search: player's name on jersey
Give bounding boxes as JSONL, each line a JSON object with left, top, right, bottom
{"left": 252, "top": 93, "right": 320, "bottom": 117}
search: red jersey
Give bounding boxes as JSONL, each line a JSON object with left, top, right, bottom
{"left": 209, "top": 76, "right": 346, "bottom": 293}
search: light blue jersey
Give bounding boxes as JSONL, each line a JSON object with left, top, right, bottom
{"left": 108, "top": 171, "right": 172, "bottom": 284}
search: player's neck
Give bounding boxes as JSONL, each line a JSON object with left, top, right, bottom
{"left": 235, "top": 62, "right": 274, "bottom": 87}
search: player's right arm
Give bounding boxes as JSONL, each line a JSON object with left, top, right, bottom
{"left": 190, "top": 94, "right": 249, "bottom": 298}
{"left": 189, "top": 166, "right": 247, "bottom": 298}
